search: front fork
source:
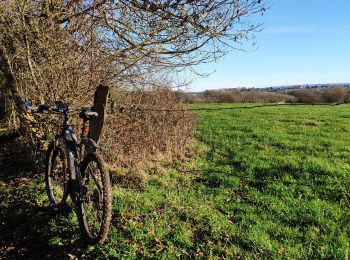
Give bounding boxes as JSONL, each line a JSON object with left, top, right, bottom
{"left": 66, "top": 139, "right": 97, "bottom": 204}
{"left": 66, "top": 146, "right": 86, "bottom": 203}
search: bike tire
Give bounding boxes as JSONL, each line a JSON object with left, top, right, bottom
{"left": 45, "top": 141, "right": 69, "bottom": 207}
{"left": 76, "top": 152, "right": 112, "bottom": 244}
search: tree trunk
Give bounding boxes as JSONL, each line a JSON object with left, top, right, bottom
{"left": 89, "top": 85, "right": 109, "bottom": 144}
{"left": 0, "top": 48, "right": 25, "bottom": 130}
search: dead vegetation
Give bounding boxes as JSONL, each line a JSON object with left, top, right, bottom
{"left": 182, "top": 89, "right": 297, "bottom": 103}
{"left": 182, "top": 87, "right": 350, "bottom": 104}
{"left": 103, "top": 87, "right": 196, "bottom": 172}
{"left": 0, "top": 0, "right": 266, "bottom": 170}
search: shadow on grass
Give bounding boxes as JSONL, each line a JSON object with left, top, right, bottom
{"left": 0, "top": 130, "right": 90, "bottom": 259}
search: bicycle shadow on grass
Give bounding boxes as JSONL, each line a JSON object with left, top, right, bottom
{"left": 0, "top": 131, "right": 91, "bottom": 259}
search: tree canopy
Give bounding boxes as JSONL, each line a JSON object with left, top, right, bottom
{"left": 0, "top": 0, "right": 266, "bottom": 104}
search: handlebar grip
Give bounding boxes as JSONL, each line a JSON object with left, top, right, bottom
{"left": 85, "top": 111, "right": 98, "bottom": 118}
{"left": 24, "top": 101, "right": 38, "bottom": 111}
{"left": 25, "top": 105, "right": 39, "bottom": 112}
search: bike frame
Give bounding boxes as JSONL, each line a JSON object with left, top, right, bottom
{"left": 53, "top": 109, "right": 98, "bottom": 193}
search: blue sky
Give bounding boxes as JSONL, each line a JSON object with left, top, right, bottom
{"left": 189, "top": 0, "right": 350, "bottom": 92}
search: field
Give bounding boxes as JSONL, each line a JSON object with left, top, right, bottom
{"left": 1, "top": 104, "right": 350, "bottom": 258}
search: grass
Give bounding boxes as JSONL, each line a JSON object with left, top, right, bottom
{"left": 1, "top": 103, "right": 350, "bottom": 258}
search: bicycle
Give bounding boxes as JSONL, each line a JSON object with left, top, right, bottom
{"left": 24, "top": 100, "right": 112, "bottom": 244}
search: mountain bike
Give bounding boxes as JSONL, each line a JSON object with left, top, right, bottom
{"left": 24, "top": 101, "right": 112, "bottom": 244}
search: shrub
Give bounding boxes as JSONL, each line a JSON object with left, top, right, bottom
{"left": 183, "top": 90, "right": 297, "bottom": 103}
{"left": 287, "top": 89, "right": 323, "bottom": 103}
{"left": 101, "top": 87, "right": 196, "bottom": 169}
{"left": 321, "top": 88, "right": 349, "bottom": 103}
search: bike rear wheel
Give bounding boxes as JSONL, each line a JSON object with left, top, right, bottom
{"left": 45, "top": 142, "right": 69, "bottom": 207}
{"left": 77, "top": 152, "right": 112, "bottom": 244}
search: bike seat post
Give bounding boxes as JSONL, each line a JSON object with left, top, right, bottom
{"left": 81, "top": 117, "right": 90, "bottom": 139}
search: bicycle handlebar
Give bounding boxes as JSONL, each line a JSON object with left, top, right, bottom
{"left": 24, "top": 101, "right": 98, "bottom": 118}
{"left": 25, "top": 104, "right": 55, "bottom": 112}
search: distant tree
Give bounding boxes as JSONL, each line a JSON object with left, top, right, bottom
{"left": 182, "top": 89, "right": 297, "bottom": 103}
{"left": 322, "top": 88, "right": 348, "bottom": 103}
{"left": 288, "top": 89, "right": 322, "bottom": 103}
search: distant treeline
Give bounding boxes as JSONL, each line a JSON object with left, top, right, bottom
{"left": 181, "top": 87, "right": 350, "bottom": 104}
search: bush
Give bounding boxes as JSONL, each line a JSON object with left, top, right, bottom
{"left": 101, "top": 87, "right": 196, "bottom": 169}
{"left": 321, "top": 88, "right": 349, "bottom": 103}
{"left": 184, "top": 89, "right": 297, "bottom": 103}
{"left": 183, "top": 87, "right": 350, "bottom": 104}
{"left": 288, "top": 88, "right": 350, "bottom": 103}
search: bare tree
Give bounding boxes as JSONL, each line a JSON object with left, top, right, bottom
{"left": 0, "top": 0, "right": 266, "bottom": 100}
{"left": 0, "top": 0, "right": 266, "bottom": 159}
{"left": 321, "top": 87, "right": 348, "bottom": 103}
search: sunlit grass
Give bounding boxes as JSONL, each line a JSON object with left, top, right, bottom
{"left": 1, "top": 103, "right": 350, "bottom": 258}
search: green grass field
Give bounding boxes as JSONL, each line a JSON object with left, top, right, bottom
{"left": 1, "top": 104, "right": 350, "bottom": 258}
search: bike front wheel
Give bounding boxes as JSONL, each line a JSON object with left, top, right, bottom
{"left": 45, "top": 142, "right": 69, "bottom": 208}
{"left": 77, "top": 152, "right": 112, "bottom": 244}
